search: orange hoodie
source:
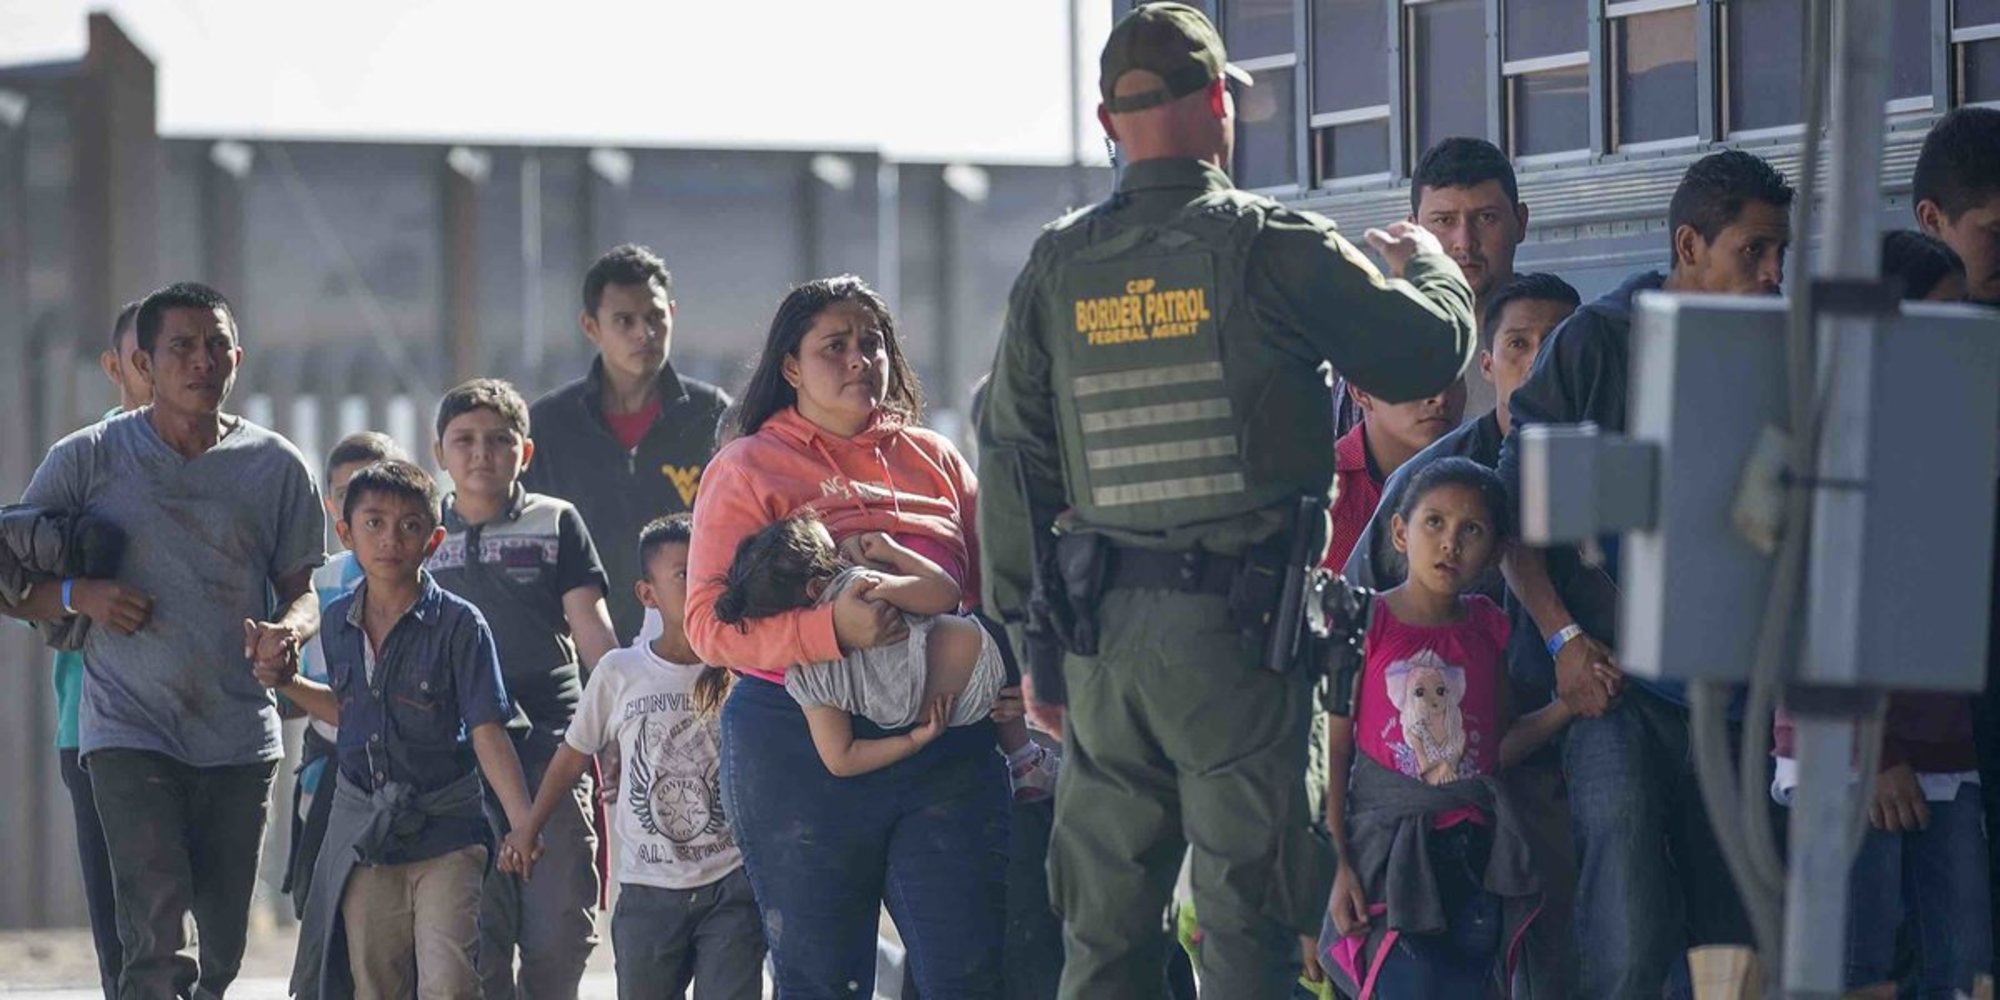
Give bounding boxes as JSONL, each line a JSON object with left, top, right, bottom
{"left": 685, "top": 406, "right": 980, "bottom": 685}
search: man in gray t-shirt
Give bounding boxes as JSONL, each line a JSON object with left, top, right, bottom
{"left": 12, "top": 282, "right": 324, "bottom": 999}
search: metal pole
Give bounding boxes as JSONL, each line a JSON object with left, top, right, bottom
{"left": 1782, "top": 691, "right": 1880, "bottom": 997}
{"left": 521, "top": 151, "right": 545, "bottom": 381}
{"left": 1783, "top": 0, "right": 1893, "bottom": 994}
{"left": 1069, "top": 0, "right": 1084, "bottom": 169}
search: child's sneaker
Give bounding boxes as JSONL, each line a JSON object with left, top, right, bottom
{"left": 1007, "top": 741, "right": 1060, "bottom": 803}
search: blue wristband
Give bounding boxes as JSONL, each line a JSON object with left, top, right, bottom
{"left": 1546, "top": 624, "right": 1584, "bottom": 658}
{"left": 60, "top": 578, "right": 77, "bottom": 615}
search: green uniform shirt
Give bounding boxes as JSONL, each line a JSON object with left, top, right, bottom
{"left": 977, "top": 158, "right": 1474, "bottom": 622}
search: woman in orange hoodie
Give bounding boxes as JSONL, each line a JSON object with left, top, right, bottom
{"left": 686, "top": 275, "right": 1010, "bottom": 996}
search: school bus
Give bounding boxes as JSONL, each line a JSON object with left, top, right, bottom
{"left": 1116, "top": 0, "right": 1980, "bottom": 298}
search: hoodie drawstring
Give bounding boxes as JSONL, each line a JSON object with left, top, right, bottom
{"left": 800, "top": 413, "right": 966, "bottom": 552}
{"left": 809, "top": 436, "right": 877, "bottom": 521}
{"left": 873, "top": 444, "right": 905, "bottom": 519}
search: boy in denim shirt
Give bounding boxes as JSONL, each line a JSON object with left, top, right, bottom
{"left": 285, "top": 431, "right": 408, "bottom": 919}
{"left": 267, "top": 459, "right": 537, "bottom": 1000}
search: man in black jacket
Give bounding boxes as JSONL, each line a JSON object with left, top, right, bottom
{"left": 523, "top": 244, "right": 732, "bottom": 643}
{"left": 1498, "top": 150, "right": 1793, "bottom": 999}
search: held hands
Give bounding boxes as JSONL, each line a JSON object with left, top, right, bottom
{"left": 1554, "top": 634, "right": 1623, "bottom": 718}
{"left": 1361, "top": 221, "right": 1447, "bottom": 280}
{"left": 832, "top": 577, "right": 907, "bottom": 652}
{"left": 1869, "top": 762, "right": 1931, "bottom": 833}
{"left": 1328, "top": 861, "right": 1371, "bottom": 937}
{"left": 72, "top": 579, "right": 153, "bottom": 635}
{"left": 498, "top": 828, "right": 545, "bottom": 879}
{"left": 244, "top": 619, "right": 300, "bottom": 689}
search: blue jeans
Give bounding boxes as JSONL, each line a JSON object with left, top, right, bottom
{"left": 61, "top": 748, "right": 124, "bottom": 1000}
{"left": 1370, "top": 891, "right": 1503, "bottom": 998}
{"left": 1003, "top": 796, "right": 1065, "bottom": 1000}
{"left": 1370, "top": 823, "right": 1503, "bottom": 998}
{"left": 1845, "top": 783, "right": 1992, "bottom": 998}
{"left": 720, "top": 675, "right": 1010, "bottom": 998}
{"left": 1564, "top": 685, "right": 1753, "bottom": 1000}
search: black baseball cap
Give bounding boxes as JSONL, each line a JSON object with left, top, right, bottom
{"left": 1100, "top": 3, "right": 1254, "bottom": 114}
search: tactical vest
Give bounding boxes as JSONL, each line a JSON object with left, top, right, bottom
{"left": 1045, "top": 189, "right": 1333, "bottom": 539}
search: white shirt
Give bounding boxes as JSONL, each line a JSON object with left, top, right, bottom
{"left": 565, "top": 641, "right": 740, "bottom": 890}
{"left": 1770, "top": 756, "right": 1979, "bottom": 806}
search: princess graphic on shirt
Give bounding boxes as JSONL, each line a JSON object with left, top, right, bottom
{"left": 1319, "top": 458, "right": 1583, "bottom": 998}
{"left": 1383, "top": 651, "right": 1472, "bottom": 785}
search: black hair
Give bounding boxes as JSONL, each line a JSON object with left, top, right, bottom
{"left": 1667, "top": 150, "right": 1795, "bottom": 262}
{"left": 1913, "top": 106, "right": 2000, "bottom": 222}
{"left": 582, "top": 244, "right": 674, "bottom": 317}
{"left": 135, "top": 282, "right": 237, "bottom": 354}
{"left": 1410, "top": 137, "right": 1520, "bottom": 216}
{"left": 732, "top": 275, "right": 925, "bottom": 439}
{"left": 638, "top": 513, "right": 694, "bottom": 573}
{"left": 324, "top": 431, "right": 408, "bottom": 487}
{"left": 1880, "top": 229, "right": 1965, "bottom": 302}
{"left": 1396, "top": 457, "right": 1512, "bottom": 547}
{"left": 711, "top": 515, "right": 841, "bottom": 629}
{"left": 1480, "top": 272, "right": 1581, "bottom": 347}
{"left": 637, "top": 511, "right": 727, "bottom": 714}
{"left": 341, "top": 458, "right": 441, "bottom": 526}
{"left": 110, "top": 300, "right": 142, "bottom": 353}
{"left": 435, "top": 377, "right": 531, "bottom": 441}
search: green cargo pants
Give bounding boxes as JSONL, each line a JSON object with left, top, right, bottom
{"left": 1050, "top": 588, "right": 1333, "bottom": 1000}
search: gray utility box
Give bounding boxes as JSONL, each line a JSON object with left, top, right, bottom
{"left": 1617, "top": 294, "right": 2000, "bottom": 690}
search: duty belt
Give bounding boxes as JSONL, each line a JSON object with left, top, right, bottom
{"left": 1108, "top": 546, "right": 1239, "bottom": 596}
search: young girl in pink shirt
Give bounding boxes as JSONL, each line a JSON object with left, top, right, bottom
{"left": 1320, "top": 458, "right": 1582, "bottom": 998}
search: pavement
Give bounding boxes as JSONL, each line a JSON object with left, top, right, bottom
{"left": 0, "top": 911, "right": 919, "bottom": 999}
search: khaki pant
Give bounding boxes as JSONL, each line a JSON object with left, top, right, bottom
{"left": 1050, "top": 590, "right": 1331, "bottom": 1000}
{"left": 343, "top": 843, "right": 488, "bottom": 999}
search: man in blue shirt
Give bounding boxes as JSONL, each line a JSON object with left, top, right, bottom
{"left": 283, "top": 431, "right": 408, "bottom": 921}
{"left": 1499, "top": 151, "right": 1793, "bottom": 999}
{"left": 268, "top": 458, "right": 536, "bottom": 999}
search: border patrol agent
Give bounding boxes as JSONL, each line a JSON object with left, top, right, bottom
{"left": 975, "top": 5, "right": 1476, "bottom": 997}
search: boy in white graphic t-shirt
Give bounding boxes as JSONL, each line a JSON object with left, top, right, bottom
{"left": 507, "top": 513, "right": 763, "bottom": 999}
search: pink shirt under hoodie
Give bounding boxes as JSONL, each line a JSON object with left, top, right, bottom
{"left": 685, "top": 406, "right": 980, "bottom": 686}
